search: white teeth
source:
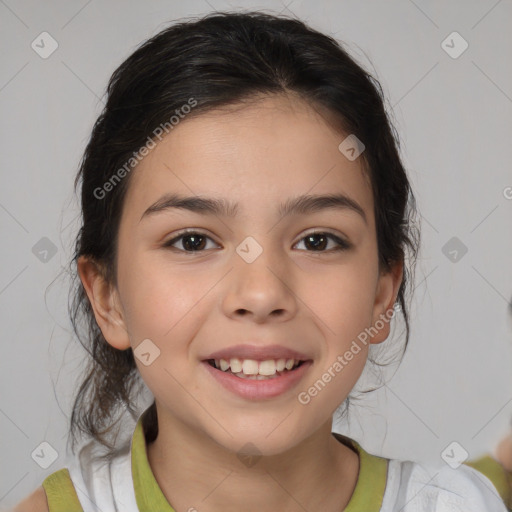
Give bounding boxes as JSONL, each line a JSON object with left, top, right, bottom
{"left": 212, "top": 357, "right": 302, "bottom": 377}
{"left": 258, "top": 360, "right": 276, "bottom": 376}
{"left": 230, "top": 358, "right": 243, "bottom": 373}
{"left": 242, "top": 359, "right": 259, "bottom": 375}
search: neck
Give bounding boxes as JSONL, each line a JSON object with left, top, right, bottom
{"left": 145, "top": 408, "right": 359, "bottom": 512}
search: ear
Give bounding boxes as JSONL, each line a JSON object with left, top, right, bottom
{"left": 77, "top": 256, "right": 131, "bottom": 350}
{"left": 369, "top": 259, "right": 404, "bottom": 344}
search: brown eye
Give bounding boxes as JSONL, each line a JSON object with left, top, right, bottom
{"left": 295, "top": 232, "right": 350, "bottom": 252}
{"left": 163, "top": 231, "right": 218, "bottom": 252}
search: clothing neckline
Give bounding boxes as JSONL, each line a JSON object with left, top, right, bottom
{"left": 131, "top": 410, "right": 389, "bottom": 511}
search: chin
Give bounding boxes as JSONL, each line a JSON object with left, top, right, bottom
{"left": 207, "top": 418, "right": 310, "bottom": 459}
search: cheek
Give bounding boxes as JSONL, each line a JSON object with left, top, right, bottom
{"left": 117, "top": 253, "right": 200, "bottom": 341}
{"left": 119, "top": 257, "right": 215, "bottom": 389}
{"left": 310, "top": 260, "right": 377, "bottom": 387}
{"left": 315, "top": 265, "right": 377, "bottom": 330}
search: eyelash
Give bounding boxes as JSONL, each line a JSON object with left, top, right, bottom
{"left": 162, "top": 229, "right": 351, "bottom": 254}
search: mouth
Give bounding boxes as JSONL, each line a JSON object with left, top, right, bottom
{"left": 201, "top": 344, "right": 313, "bottom": 399}
{"left": 206, "top": 357, "right": 306, "bottom": 380}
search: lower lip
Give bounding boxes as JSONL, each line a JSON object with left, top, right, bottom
{"left": 202, "top": 361, "right": 312, "bottom": 400}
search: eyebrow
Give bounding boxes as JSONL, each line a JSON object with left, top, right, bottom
{"left": 139, "top": 192, "right": 367, "bottom": 224}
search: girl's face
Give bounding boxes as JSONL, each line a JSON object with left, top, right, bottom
{"left": 85, "top": 94, "right": 401, "bottom": 455}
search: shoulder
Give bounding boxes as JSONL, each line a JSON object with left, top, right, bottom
{"left": 384, "top": 458, "right": 508, "bottom": 511}
{"left": 11, "top": 486, "right": 49, "bottom": 512}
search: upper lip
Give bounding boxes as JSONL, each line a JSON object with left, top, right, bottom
{"left": 204, "top": 344, "right": 311, "bottom": 362}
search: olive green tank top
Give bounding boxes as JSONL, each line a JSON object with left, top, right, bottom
{"left": 42, "top": 415, "right": 388, "bottom": 511}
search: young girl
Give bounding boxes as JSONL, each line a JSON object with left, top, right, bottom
{"left": 12, "top": 10, "right": 508, "bottom": 512}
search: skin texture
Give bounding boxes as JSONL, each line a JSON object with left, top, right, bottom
{"left": 12, "top": 486, "right": 48, "bottom": 512}
{"left": 76, "top": 93, "right": 403, "bottom": 512}
{"left": 497, "top": 433, "right": 512, "bottom": 472}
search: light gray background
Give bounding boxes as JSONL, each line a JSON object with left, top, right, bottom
{"left": 1, "top": 0, "right": 511, "bottom": 508}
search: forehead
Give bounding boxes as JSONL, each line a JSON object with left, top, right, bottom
{"left": 121, "top": 94, "right": 373, "bottom": 224}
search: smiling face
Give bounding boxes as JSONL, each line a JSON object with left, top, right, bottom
{"left": 80, "top": 93, "right": 402, "bottom": 456}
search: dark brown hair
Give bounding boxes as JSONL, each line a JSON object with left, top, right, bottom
{"left": 67, "top": 10, "right": 420, "bottom": 458}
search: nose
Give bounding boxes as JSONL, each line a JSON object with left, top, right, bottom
{"left": 222, "top": 249, "right": 298, "bottom": 324}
